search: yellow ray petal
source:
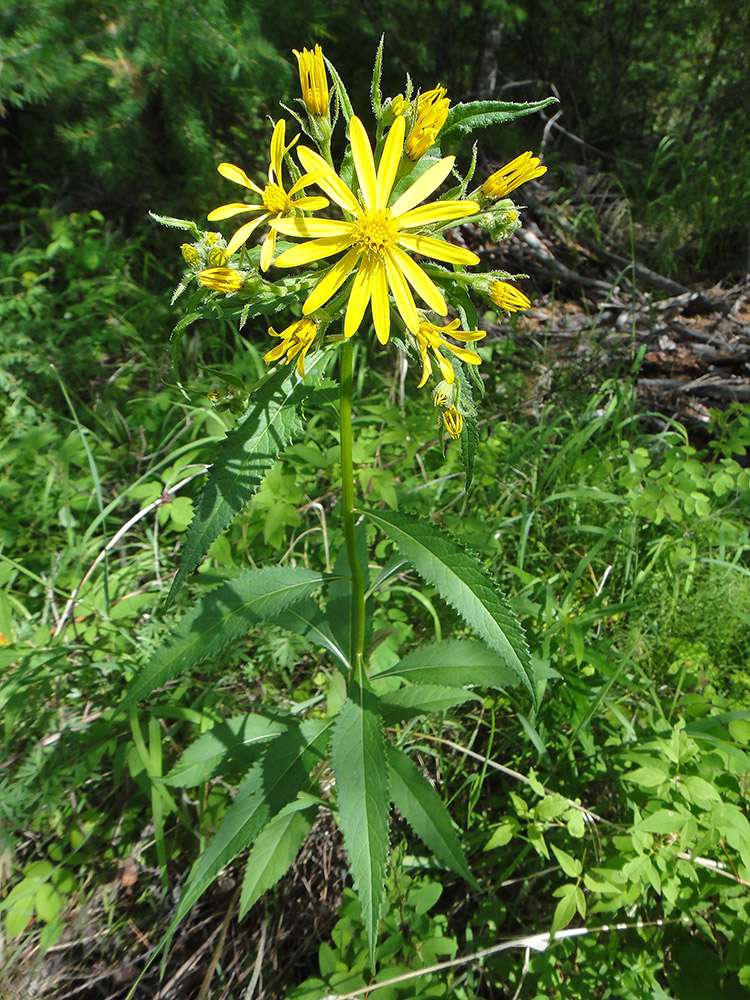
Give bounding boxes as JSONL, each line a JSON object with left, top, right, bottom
{"left": 448, "top": 344, "right": 482, "bottom": 364}
{"left": 290, "top": 195, "right": 330, "bottom": 211}
{"left": 384, "top": 250, "right": 419, "bottom": 334}
{"left": 390, "top": 245, "right": 446, "bottom": 314}
{"left": 270, "top": 120, "right": 285, "bottom": 182}
{"left": 226, "top": 213, "right": 270, "bottom": 256}
{"left": 447, "top": 328, "right": 485, "bottom": 342}
{"left": 397, "top": 233, "right": 479, "bottom": 266}
{"left": 349, "top": 116, "right": 377, "bottom": 213}
{"left": 303, "top": 245, "right": 364, "bottom": 313}
{"left": 260, "top": 228, "right": 276, "bottom": 271}
{"left": 297, "top": 147, "right": 361, "bottom": 215}
{"left": 288, "top": 168, "right": 327, "bottom": 197}
{"left": 390, "top": 156, "right": 455, "bottom": 217}
{"left": 396, "top": 200, "right": 479, "bottom": 229}
{"left": 207, "top": 202, "right": 263, "bottom": 221}
{"left": 218, "top": 163, "right": 265, "bottom": 195}
{"left": 371, "top": 261, "right": 391, "bottom": 344}
{"left": 274, "top": 234, "right": 355, "bottom": 268}
{"left": 344, "top": 252, "right": 375, "bottom": 338}
{"left": 263, "top": 340, "right": 289, "bottom": 364}
{"left": 417, "top": 352, "right": 432, "bottom": 388}
{"left": 435, "top": 350, "right": 455, "bottom": 382}
{"left": 272, "top": 218, "right": 355, "bottom": 238}
{"left": 376, "top": 115, "right": 406, "bottom": 211}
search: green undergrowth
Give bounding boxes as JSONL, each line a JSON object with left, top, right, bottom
{"left": 2, "top": 266, "right": 750, "bottom": 995}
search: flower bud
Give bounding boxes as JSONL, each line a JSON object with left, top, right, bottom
{"left": 489, "top": 281, "right": 531, "bottom": 313}
{"left": 181, "top": 243, "right": 201, "bottom": 267}
{"left": 442, "top": 407, "right": 463, "bottom": 439}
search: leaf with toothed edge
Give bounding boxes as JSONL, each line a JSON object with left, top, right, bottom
{"left": 123, "top": 566, "right": 324, "bottom": 705}
{"left": 330, "top": 695, "right": 390, "bottom": 963}
{"left": 165, "top": 356, "right": 327, "bottom": 609}
{"left": 387, "top": 744, "right": 478, "bottom": 888}
{"left": 360, "top": 508, "right": 534, "bottom": 705}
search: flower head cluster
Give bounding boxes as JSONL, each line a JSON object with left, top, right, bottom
{"left": 489, "top": 281, "right": 531, "bottom": 313}
{"left": 414, "top": 319, "right": 485, "bottom": 387}
{"left": 405, "top": 85, "right": 450, "bottom": 160}
{"left": 272, "top": 114, "right": 479, "bottom": 344}
{"left": 264, "top": 318, "right": 319, "bottom": 377}
{"left": 482, "top": 151, "right": 547, "bottom": 200}
{"left": 294, "top": 45, "right": 329, "bottom": 117}
{"left": 198, "top": 267, "right": 246, "bottom": 294}
{"left": 185, "top": 42, "right": 547, "bottom": 438}
{"left": 207, "top": 120, "right": 328, "bottom": 268}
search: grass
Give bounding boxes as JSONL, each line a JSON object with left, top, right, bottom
{"left": 2, "top": 208, "right": 750, "bottom": 998}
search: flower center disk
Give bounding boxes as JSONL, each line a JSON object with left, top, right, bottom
{"left": 354, "top": 211, "right": 397, "bottom": 257}
{"left": 263, "top": 183, "right": 290, "bottom": 215}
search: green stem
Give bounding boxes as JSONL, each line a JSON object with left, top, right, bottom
{"left": 339, "top": 339, "right": 366, "bottom": 688}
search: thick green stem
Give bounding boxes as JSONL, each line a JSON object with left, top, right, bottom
{"left": 339, "top": 339, "right": 366, "bottom": 688}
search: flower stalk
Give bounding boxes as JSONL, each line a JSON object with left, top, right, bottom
{"left": 339, "top": 338, "right": 367, "bottom": 687}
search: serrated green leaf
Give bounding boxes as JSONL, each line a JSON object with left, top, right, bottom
{"left": 440, "top": 97, "right": 558, "bottom": 145}
{"left": 387, "top": 744, "right": 477, "bottom": 888}
{"left": 371, "top": 35, "right": 384, "bottom": 117}
{"left": 149, "top": 211, "right": 202, "bottom": 236}
{"left": 238, "top": 794, "right": 319, "bottom": 918}
{"left": 360, "top": 509, "right": 533, "bottom": 702}
{"left": 164, "top": 713, "right": 290, "bottom": 787}
{"left": 376, "top": 684, "right": 479, "bottom": 723}
{"left": 166, "top": 364, "right": 323, "bottom": 607}
{"left": 269, "top": 599, "right": 350, "bottom": 673}
{"left": 325, "top": 55, "right": 354, "bottom": 122}
{"left": 372, "top": 639, "right": 521, "bottom": 690}
{"left": 330, "top": 696, "right": 390, "bottom": 963}
{"left": 124, "top": 567, "right": 323, "bottom": 704}
{"left": 173, "top": 718, "right": 330, "bottom": 926}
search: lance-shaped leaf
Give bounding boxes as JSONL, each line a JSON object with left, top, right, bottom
{"left": 166, "top": 361, "right": 323, "bottom": 608}
{"left": 174, "top": 717, "right": 331, "bottom": 926}
{"left": 238, "top": 793, "right": 320, "bottom": 919}
{"left": 164, "top": 712, "right": 290, "bottom": 787}
{"left": 376, "top": 684, "right": 480, "bottom": 724}
{"left": 360, "top": 509, "right": 534, "bottom": 704}
{"left": 330, "top": 696, "right": 390, "bottom": 963}
{"left": 268, "top": 598, "right": 350, "bottom": 673}
{"left": 387, "top": 744, "right": 478, "bottom": 888}
{"left": 123, "top": 566, "right": 323, "bottom": 705}
{"left": 372, "top": 639, "right": 521, "bottom": 691}
{"left": 440, "top": 97, "right": 558, "bottom": 145}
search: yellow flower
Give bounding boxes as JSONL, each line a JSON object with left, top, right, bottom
{"left": 293, "top": 44, "right": 329, "bottom": 117}
{"left": 389, "top": 94, "right": 409, "bottom": 118}
{"left": 207, "top": 120, "right": 329, "bottom": 269}
{"left": 482, "top": 152, "right": 547, "bottom": 200}
{"left": 414, "top": 318, "right": 485, "bottom": 388}
{"left": 489, "top": 280, "right": 531, "bottom": 313}
{"left": 433, "top": 382, "right": 452, "bottom": 408}
{"left": 406, "top": 85, "right": 450, "bottom": 160}
{"left": 271, "top": 115, "right": 479, "bottom": 344}
{"left": 207, "top": 245, "right": 228, "bottom": 267}
{"left": 198, "top": 267, "right": 246, "bottom": 293}
{"left": 263, "top": 318, "right": 318, "bottom": 377}
{"left": 442, "top": 406, "right": 463, "bottom": 439}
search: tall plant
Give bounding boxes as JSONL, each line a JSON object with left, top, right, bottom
{"left": 126, "top": 40, "right": 555, "bottom": 965}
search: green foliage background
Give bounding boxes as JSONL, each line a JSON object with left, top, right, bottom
{"left": 2, "top": 1, "right": 750, "bottom": 997}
